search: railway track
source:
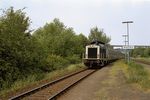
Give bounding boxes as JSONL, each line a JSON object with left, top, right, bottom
{"left": 132, "top": 59, "right": 150, "bottom": 65}
{"left": 9, "top": 69, "right": 97, "bottom": 100}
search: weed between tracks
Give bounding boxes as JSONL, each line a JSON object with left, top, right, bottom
{"left": 0, "top": 63, "right": 85, "bottom": 99}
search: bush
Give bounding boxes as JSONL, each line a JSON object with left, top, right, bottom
{"left": 0, "top": 59, "right": 21, "bottom": 90}
{"left": 66, "top": 55, "right": 81, "bottom": 64}
{"left": 45, "top": 55, "right": 69, "bottom": 71}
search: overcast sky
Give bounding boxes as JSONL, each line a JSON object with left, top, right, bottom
{"left": 1, "top": 0, "right": 150, "bottom": 45}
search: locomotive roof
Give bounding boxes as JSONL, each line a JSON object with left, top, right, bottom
{"left": 90, "top": 40, "right": 105, "bottom": 45}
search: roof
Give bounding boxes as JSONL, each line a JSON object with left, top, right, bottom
{"left": 90, "top": 40, "right": 105, "bottom": 45}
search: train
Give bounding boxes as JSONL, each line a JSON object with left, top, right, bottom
{"left": 83, "top": 40, "right": 124, "bottom": 68}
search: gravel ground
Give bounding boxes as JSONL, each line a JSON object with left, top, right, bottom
{"left": 57, "top": 64, "right": 112, "bottom": 100}
{"left": 23, "top": 70, "right": 94, "bottom": 100}
{"left": 58, "top": 62, "right": 150, "bottom": 100}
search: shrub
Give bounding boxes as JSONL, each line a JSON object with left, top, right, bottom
{"left": 45, "top": 55, "right": 69, "bottom": 71}
{"left": 0, "top": 59, "right": 21, "bottom": 90}
{"left": 66, "top": 55, "right": 81, "bottom": 64}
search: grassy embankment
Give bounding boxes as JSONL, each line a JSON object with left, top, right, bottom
{"left": 0, "top": 63, "right": 85, "bottom": 98}
{"left": 133, "top": 57, "right": 150, "bottom": 63}
{"left": 96, "top": 60, "right": 150, "bottom": 99}
{"left": 127, "top": 61, "right": 150, "bottom": 90}
{"left": 117, "top": 60, "right": 150, "bottom": 90}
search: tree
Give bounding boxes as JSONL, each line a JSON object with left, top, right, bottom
{"left": 131, "top": 48, "right": 150, "bottom": 57}
{"left": 33, "top": 18, "right": 89, "bottom": 69}
{"left": 144, "top": 48, "right": 150, "bottom": 57}
{"left": 88, "top": 27, "right": 111, "bottom": 43}
{"left": 0, "top": 7, "right": 40, "bottom": 89}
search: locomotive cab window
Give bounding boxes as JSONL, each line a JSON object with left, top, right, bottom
{"left": 85, "top": 45, "right": 99, "bottom": 59}
{"left": 88, "top": 48, "right": 97, "bottom": 58}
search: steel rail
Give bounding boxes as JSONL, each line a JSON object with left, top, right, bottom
{"left": 9, "top": 68, "right": 88, "bottom": 100}
{"left": 132, "top": 59, "right": 150, "bottom": 65}
{"left": 48, "top": 69, "right": 96, "bottom": 100}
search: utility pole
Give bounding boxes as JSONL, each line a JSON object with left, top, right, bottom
{"left": 122, "top": 21, "right": 133, "bottom": 63}
{"left": 122, "top": 35, "right": 127, "bottom": 61}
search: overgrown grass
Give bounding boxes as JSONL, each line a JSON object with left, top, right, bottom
{"left": 44, "top": 63, "right": 85, "bottom": 80}
{"left": 135, "top": 57, "right": 150, "bottom": 63}
{"left": 96, "top": 60, "right": 150, "bottom": 100}
{"left": 109, "top": 60, "right": 150, "bottom": 90}
{"left": 126, "top": 61, "right": 150, "bottom": 89}
{"left": 0, "top": 73, "right": 44, "bottom": 98}
{"left": 0, "top": 63, "right": 85, "bottom": 98}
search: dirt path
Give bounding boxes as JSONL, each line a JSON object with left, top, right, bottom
{"left": 58, "top": 61, "right": 150, "bottom": 100}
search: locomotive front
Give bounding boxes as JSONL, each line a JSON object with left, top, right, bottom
{"left": 83, "top": 41, "right": 106, "bottom": 68}
{"left": 83, "top": 40, "right": 124, "bottom": 68}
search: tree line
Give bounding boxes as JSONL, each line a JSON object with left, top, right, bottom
{"left": 0, "top": 7, "right": 111, "bottom": 90}
{"left": 131, "top": 48, "right": 150, "bottom": 57}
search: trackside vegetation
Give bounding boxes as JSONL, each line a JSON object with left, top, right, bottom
{"left": 0, "top": 7, "right": 111, "bottom": 96}
{"left": 95, "top": 60, "right": 150, "bottom": 100}
{"left": 131, "top": 47, "right": 150, "bottom": 58}
{"left": 0, "top": 64, "right": 85, "bottom": 97}
{"left": 109, "top": 60, "right": 150, "bottom": 90}
{"left": 127, "top": 62, "right": 150, "bottom": 89}
{"left": 0, "top": 7, "right": 86, "bottom": 94}
{"left": 119, "top": 60, "right": 150, "bottom": 90}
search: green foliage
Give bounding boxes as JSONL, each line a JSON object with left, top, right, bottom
{"left": 74, "top": 34, "right": 89, "bottom": 54}
{"left": 128, "top": 62, "right": 148, "bottom": 82}
{"left": 0, "top": 7, "right": 28, "bottom": 89}
{"left": 66, "top": 55, "right": 81, "bottom": 64}
{"left": 0, "top": 63, "right": 85, "bottom": 97}
{"left": 33, "top": 18, "right": 88, "bottom": 71}
{"left": 45, "top": 55, "right": 69, "bottom": 71}
{"left": 88, "top": 27, "right": 111, "bottom": 43}
{"left": 127, "top": 62, "right": 150, "bottom": 89}
{"left": 0, "top": 59, "right": 21, "bottom": 89}
{"left": 0, "top": 7, "right": 43, "bottom": 90}
{"left": 144, "top": 48, "right": 150, "bottom": 57}
{"left": 131, "top": 48, "right": 150, "bottom": 57}
{"left": 0, "top": 7, "right": 110, "bottom": 93}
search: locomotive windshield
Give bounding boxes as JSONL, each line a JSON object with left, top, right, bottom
{"left": 88, "top": 48, "right": 97, "bottom": 58}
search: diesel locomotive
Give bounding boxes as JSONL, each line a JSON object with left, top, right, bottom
{"left": 83, "top": 40, "right": 123, "bottom": 68}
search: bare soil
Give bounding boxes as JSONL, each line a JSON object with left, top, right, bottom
{"left": 58, "top": 62, "right": 150, "bottom": 100}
